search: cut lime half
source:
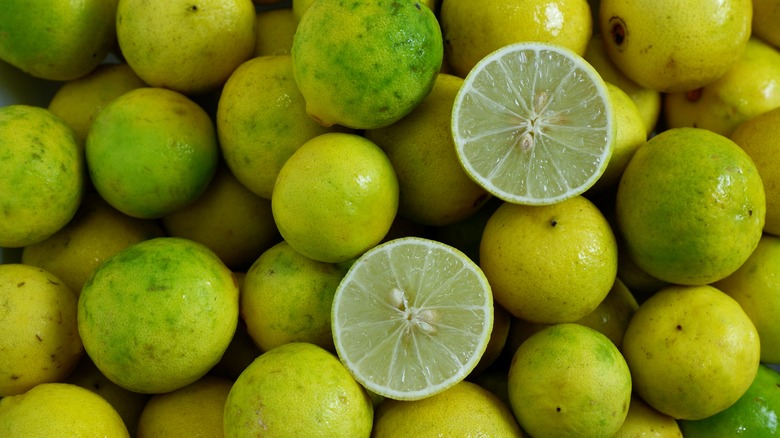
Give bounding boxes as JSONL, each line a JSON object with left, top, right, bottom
{"left": 452, "top": 42, "right": 615, "bottom": 205}
{"left": 331, "top": 237, "right": 493, "bottom": 401}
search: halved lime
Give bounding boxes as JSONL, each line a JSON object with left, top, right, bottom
{"left": 331, "top": 237, "right": 493, "bottom": 401}
{"left": 451, "top": 42, "right": 615, "bottom": 205}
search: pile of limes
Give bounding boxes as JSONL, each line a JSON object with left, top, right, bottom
{"left": 1, "top": 0, "right": 780, "bottom": 436}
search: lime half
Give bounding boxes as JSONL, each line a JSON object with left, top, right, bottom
{"left": 452, "top": 42, "right": 615, "bottom": 205}
{"left": 331, "top": 237, "right": 493, "bottom": 401}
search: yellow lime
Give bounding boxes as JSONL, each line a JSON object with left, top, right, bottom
{"left": 480, "top": 196, "right": 618, "bottom": 323}
{"left": 0, "top": 264, "right": 82, "bottom": 396}
{"left": 254, "top": 7, "right": 296, "bottom": 56}
{"left": 451, "top": 42, "right": 615, "bottom": 205}
{"left": 0, "top": 105, "right": 84, "bottom": 248}
{"left": 599, "top": 0, "right": 752, "bottom": 92}
{"left": 271, "top": 132, "right": 399, "bottom": 263}
{"left": 223, "top": 342, "right": 373, "bottom": 437}
{"left": 713, "top": 234, "right": 780, "bottom": 364}
{"left": 0, "top": 383, "right": 129, "bottom": 437}
{"left": 471, "top": 304, "right": 512, "bottom": 375}
{"left": 78, "top": 237, "right": 239, "bottom": 394}
{"left": 291, "top": 0, "right": 443, "bottom": 128}
{"left": 664, "top": 37, "right": 780, "bottom": 137}
{"left": 136, "top": 375, "right": 233, "bottom": 438}
{"left": 616, "top": 127, "right": 765, "bottom": 285}
{"left": 678, "top": 364, "right": 780, "bottom": 437}
{"left": 66, "top": 356, "right": 149, "bottom": 437}
{"left": 47, "top": 63, "right": 147, "bottom": 145}
{"left": 587, "top": 82, "right": 647, "bottom": 194}
{"left": 583, "top": 32, "right": 661, "bottom": 135}
{"left": 622, "top": 284, "right": 761, "bottom": 420}
{"left": 372, "top": 380, "right": 524, "bottom": 437}
{"left": 753, "top": 0, "right": 780, "bottom": 48}
{"left": 162, "top": 165, "right": 280, "bottom": 271}
{"left": 241, "top": 240, "right": 349, "bottom": 352}
{"left": 365, "top": 73, "right": 491, "bottom": 226}
{"left": 441, "top": 0, "right": 593, "bottom": 77}
{"left": 507, "top": 323, "right": 632, "bottom": 438}
{"left": 116, "top": 0, "right": 256, "bottom": 94}
{"left": 217, "top": 55, "right": 343, "bottom": 199}
{"left": 332, "top": 237, "right": 494, "bottom": 400}
{"left": 573, "top": 278, "right": 638, "bottom": 349}
{"left": 86, "top": 87, "right": 219, "bottom": 219}
{"left": 730, "top": 106, "right": 780, "bottom": 236}
{"left": 22, "top": 193, "right": 165, "bottom": 295}
{"left": 0, "top": 0, "right": 116, "bottom": 80}
{"left": 613, "top": 395, "right": 683, "bottom": 438}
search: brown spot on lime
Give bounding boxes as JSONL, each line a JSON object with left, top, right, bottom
{"left": 36, "top": 334, "right": 42, "bottom": 342}
{"left": 188, "top": 4, "right": 198, "bottom": 12}
{"left": 686, "top": 89, "right": 703, "bottom": 102}
{"left": 556, "top": 407, "right": 561, "bottom": 412}
{"left": 550, "top": 219, "right": 558, "bottom": 227}
{"left": 10, "top": 374, "right": 20, "bottom": 380}
{"left": 609, "top": 17, "right": 627, "bottom": 48}
{"left": 676, "top": 324, "right": 682, "bottom": 331}
{"left": 17, "top": 282, "right": 25, "bottom": 287}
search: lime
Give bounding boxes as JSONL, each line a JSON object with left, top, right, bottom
{"left": 254, "top": 8, "right": 296, "bottom": 57}
{"left": 451, "top": 42, "right": 615, "bottom": 205}
{"left": 86, "top": 87, "right": 219, "bottom": 219}
{"left": 136, "top": 375, "right": 233, "bottom": 437}
{"left": 599, "top": 0, "right": 752, "bottom": 92}
{"left": 507, "top": 323, "right": 632, "bottom": 438}
{"left": 372, "top": 380, "right": 523, "bottom": 437}
{"left": 223, "top": 342, "right": 373, "bottom": 437}
{"left": 291, "top": 0, "right": 443, "bottom": 129}
{"left": 0, "top": 0, "right": 116, "bottom": 81}
{"left": 616, "top": 127, "right": 766, "bottom": 285}
{"left": 613, "top": 395, "right": 683, "bottom": 438}
{"left": 271, "top": 132, "right": 399, "bottom": 263}
{"left": 116, "top": 0, "right": 256, "bottom": 94}
{"left": 78, "top": 237, "right": 239, "bottom": 394}
{"left": 713, "top": 234, "right": 780, "bottom": 364}
{"left": 479, "top": 196, "right": 618, "bottom": 324}
{"left": 0, "top": 105, "right": 84, "bottom": 248}
{"left": 678, "top": 364, "right": 780, "bottom": 437}
{"left": 753, "top": 0, "right": 780, "bottom": 48}
{"left": 241, "top": 240, "right": 349, "bottom": 352}
{"left": 332, "top": 237, "right": 494, "bottom": 400}
{"left": 0, "top": 383, "right": 129, "bottom": 437}
{"left": 441, "top": 0, "right": 593, "bottom": 77}
{"left": 622, "top": 284, "right": 761, "bottom": 420}
{"left": 0, "top": 264, "right": 83, "bottom": 396}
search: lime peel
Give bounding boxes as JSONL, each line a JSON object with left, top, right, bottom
{"left": 452, "top": 42, "right": 615, "bottom": 205}
{"left": 331, "top": 237, "right": 493, "bottom": 401}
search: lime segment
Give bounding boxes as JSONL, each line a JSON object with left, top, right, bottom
{"left": 452, "top": 42, "right": 615, "bottom": 205}
{"left": 332, "top": 237, "right": 493, "bottom": 401}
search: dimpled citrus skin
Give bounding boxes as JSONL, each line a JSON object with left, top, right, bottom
{"left": 78, "top": 237, "right": 239, "bottom": 394}
{"left": 616, "top": 127, "right": 765, "bottom": 285}
{"left": 599, "top": 0, "right": 752, "bottom": 93}
{"left": 622, "top": 284, "right": 761, "bottom": 420}
{"left": 223, "top": 342, "right": 374, "bottom": 438}
{"left": 0, "top": 0, "right": 116, "bottom": 81}
{"left": 292, "top": 0, "right": 443, "bottom": 129}
{"left": 0, "top": 105, "right": 84, "bottom": 248}
{"left": 271, "top": 132, "right": 399, "bottom": 264}
{"left": 0, "top": 383, "right": 130, "bottom": 437}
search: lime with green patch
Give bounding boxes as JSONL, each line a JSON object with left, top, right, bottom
{"left": 86, "top": 87, "right": 219, "bottom": 219}
{"left": 0, "top": 0, "right": 117, "bottom": 81}
{"left": 678, "top": 364, "right": 780, "bottom": 437}
{"left": 292, "top": 0, "right": 443, "bottom": 129}
{"left": 78, "top": 237, "right": 239, "bottom": 394}
{"left": 0, "top": 105, "right": 84, "bottom": 248}
{"left": 507, "top": 323, "right": 633, "bottom": 438}
{"left": 616, "top": 127, "right": 766, "bottom": 285}
{"left": 241, "top": 240, "right": 349, "bottom": 352}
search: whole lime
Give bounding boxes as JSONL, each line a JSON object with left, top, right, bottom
{"left": 0, "top": 105, "right": 84, "bottom": 248}
{"left": 616, "top": 127, "right": 765, "bottom": 285}
{"left": 86, "top": 87, "right": 219, "bottom": 219}
{"left": 78, "top": 237, "right": 239, "bottom": 394}
{"left": 292, "top": 0, "right": 442, "bottom": 129}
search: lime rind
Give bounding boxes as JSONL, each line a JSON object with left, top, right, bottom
{"left": 452, "top": 42, "right": 615, "bottom": 205}
{"left": 331, "top": 237, "right": 493, "bottom": 401}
